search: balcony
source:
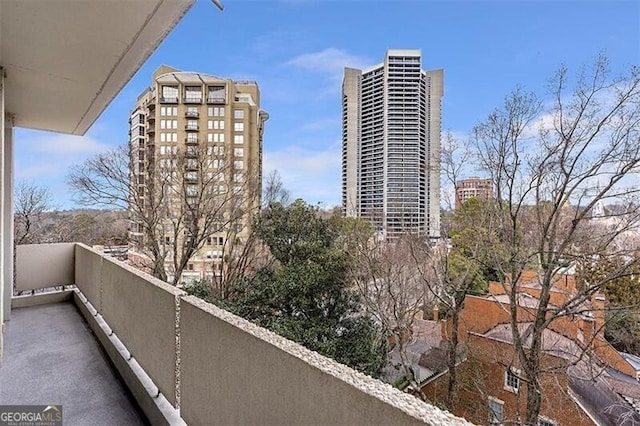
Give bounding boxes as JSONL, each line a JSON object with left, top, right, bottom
{"left": 206, "top": 96, "right": 225, "bottom": 104}
{"left": 146, "top": 126, "right": 156, "bottom": 134}
{"left": 0, "top": 243, "right": 466, "bottom": 425}
{"left": 159, "top": 96, "right": 179, "bottom": 104}
{"left": 185, "top": 124, "right": 199, "bottom": 132}
{"left": 185, "top": 137, "right": 199, "bottom": 145}
{"left": 185, "top": 110, "right": 199, "bottom": 118}
{"left": 183, "top": 97, "right": 202, "bottom": 105}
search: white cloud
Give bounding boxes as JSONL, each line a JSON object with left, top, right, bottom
{"left": 287, "top": 48, "right": 369, "bottom": 75}
{"left": 14, "top": 130, "right": 113, "bottom": 208}
{"left": 286, "top": 48, "right": 371, "bottom": 96}
{"left": 298, "top": 118, "right": 341, "bottom": 132}
{"left": 28, "top": 134, "right": 110, "bottom": 155}
{"left": 263, "top": 143, "right": 342, "bottom": 206}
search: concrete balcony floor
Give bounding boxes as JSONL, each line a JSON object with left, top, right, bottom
{"left": 0, "top": 302, "right": 146, "bottom": 425}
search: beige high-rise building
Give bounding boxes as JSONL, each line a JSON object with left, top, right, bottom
{"left": 342, "top": 50, "right": 443, "bottom": 240}
{"left": 455, "top": 177, "right": 493, "bottom": 209}
{"left": 129, "top": 65, "right": 268, "bottom": 282}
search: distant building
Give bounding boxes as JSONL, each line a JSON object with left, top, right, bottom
{"left": 455, "top": 177, "right": 493, "bottom": 209}
{"left": 418, "top": 270, "right": 640, "bottom": 425}
{"left": 342, "top": 49, "right": 444, "bottom": 240}
{"left": 129, "top": 65, "right": 268, "bottom": 283}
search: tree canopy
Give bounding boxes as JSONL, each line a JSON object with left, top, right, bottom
{"left": 225, "top": 200, "right": 387, "bottom": 377}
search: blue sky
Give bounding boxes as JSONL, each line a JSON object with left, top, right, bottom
{"left": 15, "top": 0, "right": 640, "bottom": 210}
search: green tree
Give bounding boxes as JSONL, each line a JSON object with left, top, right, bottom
{"left": 227, "top": 200, "right": 387, "bottom": 377}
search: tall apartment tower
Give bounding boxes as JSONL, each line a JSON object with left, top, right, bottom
{"left": 129, "top": 65, "right": 268, "bottom": 282}
{"left": 342, "top": 50, "right": 443, "bottom": 239}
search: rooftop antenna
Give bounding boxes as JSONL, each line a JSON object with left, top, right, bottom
{"left": 211, "top": 0, "right": 224, "bottom": 11}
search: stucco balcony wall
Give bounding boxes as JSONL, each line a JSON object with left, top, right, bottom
{"left": 8, "top": 243, "right": 471, "bottom": 426}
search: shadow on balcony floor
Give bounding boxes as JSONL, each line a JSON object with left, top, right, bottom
{"left": 0, "top": 302, "right": 146, "bottom": 425}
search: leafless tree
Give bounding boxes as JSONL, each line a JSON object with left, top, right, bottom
{"left": 473, "top": 55, "right": 640, "bottom": 424}
{"left": 14, "top": 180, "right": 53, "bottom": 245}
{"left": 348, "top": 233, "right": 433, "bottom": 400}
{"left": 69, "top": 142, "right": 260, "bottom": 286}
{"left": 262, "top": 170, "right": 290, "bottom": 207}
{"left": 440, "top": 131, "right": 475, "bottom": 213}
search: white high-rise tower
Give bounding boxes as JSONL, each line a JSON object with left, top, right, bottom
{"left": 342, "top": 49, "right": 443, "bottom": 239}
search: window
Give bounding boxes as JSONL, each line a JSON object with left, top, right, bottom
{"left": 234, "top": 160, "right": 243, "bottom": 170}
{"left": 184, "top": 86, "right": 202, "bottom": 103}
{"left": 208, "top": 120, "right": 213, "bottom": 130}
{"left": 209, "top": 107, "right": 225, "bottom": 117}
{"left": 538, "top": 417, "right": 556, "bottom": 426}
{"left": 234, "top": 148, "right": 244, "bottom": 157}
{"left": 234, "top": 173, "right": 243, "bottom": 182}
{"left": 488, "top": 397, "right": 503, "bottom": 425}
{"left": 207, "top": 133, "right": 214, "bottom": 143}
{"left": 234, "top": 135, "right": 244, "bottom": 144}
{"left": 234, "top": 122, "right": 244, "bottom": 132}
{"left": 161, "top": 86, "right": 178, "bottom": 102}
{"left": 171, "top": 133, "right": 178, "bottom": 142}
{"left": 505, "top": 368, "right": 520, "bottom": 392}
{"left": 160, "top": 119, "right": 166, "bottom": 130}
{"left": 160, "top": 133, "right": 166, "bottom": 142}
{"left": 234, "top": 109, "right": 244, "bottom": 119}
{"left": 171, "top": 119, "right": 178, "bottom": 129}
{"left": 186, "top": 135, "right": 198, "bottom": 144}
{"left": 186, "top": 120, "right": 198, "bottom": 131}
{"left": 186, "top": 107, "right": 198, "bottom": 117}
{"left": 208, "top": 85, "right": 225, "bottom": 102}
{"left": 213, "top": 120, "right": 224, "bottom": 130}
{"left": 162, "top": 107, "right": 177, "bottom": 116}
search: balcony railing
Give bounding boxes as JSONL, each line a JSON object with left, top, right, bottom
{"left": 185, "top": 138, "right": 199, "bottom": 145}
{"left": 11, "top": 243, "right": 467, "bottom": 425}
{"left": 206, "top": 96, "right": 225, "bottom": 104}
{"left": 159, "top": 96, "right": 179, "bottom": 104}
{"left": 183, "top": 96, "right": 202, "bottom": 104}
{"left": 185, "top": 110, "right": 199, "bottom": 118}
{"left": 185, "top": 124, "right": 199, "bottom": 132}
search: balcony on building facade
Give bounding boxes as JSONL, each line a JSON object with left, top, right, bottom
{"left": 2, "top": 243, "right": 466, "bottom": 425}
{"left": 185, "top": 110, "right": 199, "bottom": 118}
{"left": 183, "top": 96, "right": 203, "bottom": 105}
{"left": 185, "top": 124, "right": 199, "bottom": 132}
{"left": 159, "top": 96, "right": 179, "bottom": 104}
{"left": 185, "top": 147, "right": 198, "bottom": 158}
{"left": 206, "top": 96, "right": 226, "bottom": 104}
{"left": 185, "top": 137, "right": 199, "bottom": 145}
{"left": 146, "top": 126, "right": 156, "bottom": 134}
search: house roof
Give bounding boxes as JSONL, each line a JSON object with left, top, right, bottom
{"left": 1, "top": 0, "right": 195, "bottom": 134}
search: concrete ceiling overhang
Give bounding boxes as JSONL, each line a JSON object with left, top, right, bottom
{"left": 0, "top": 0, "right": 195, "bottom": 135}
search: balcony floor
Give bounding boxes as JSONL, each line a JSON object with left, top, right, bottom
{"left": 0, "top": 302, "right": 146, "bottom": 425}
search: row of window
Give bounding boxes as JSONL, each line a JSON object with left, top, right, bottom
{"left": 158, "top": 105, "right": 246, "bottom": 117}
{"left": 488, "top": 368, "right": 555, "bottom": 426}
{"left": 158, "top": 133, "right": 245, "bottom": 145}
